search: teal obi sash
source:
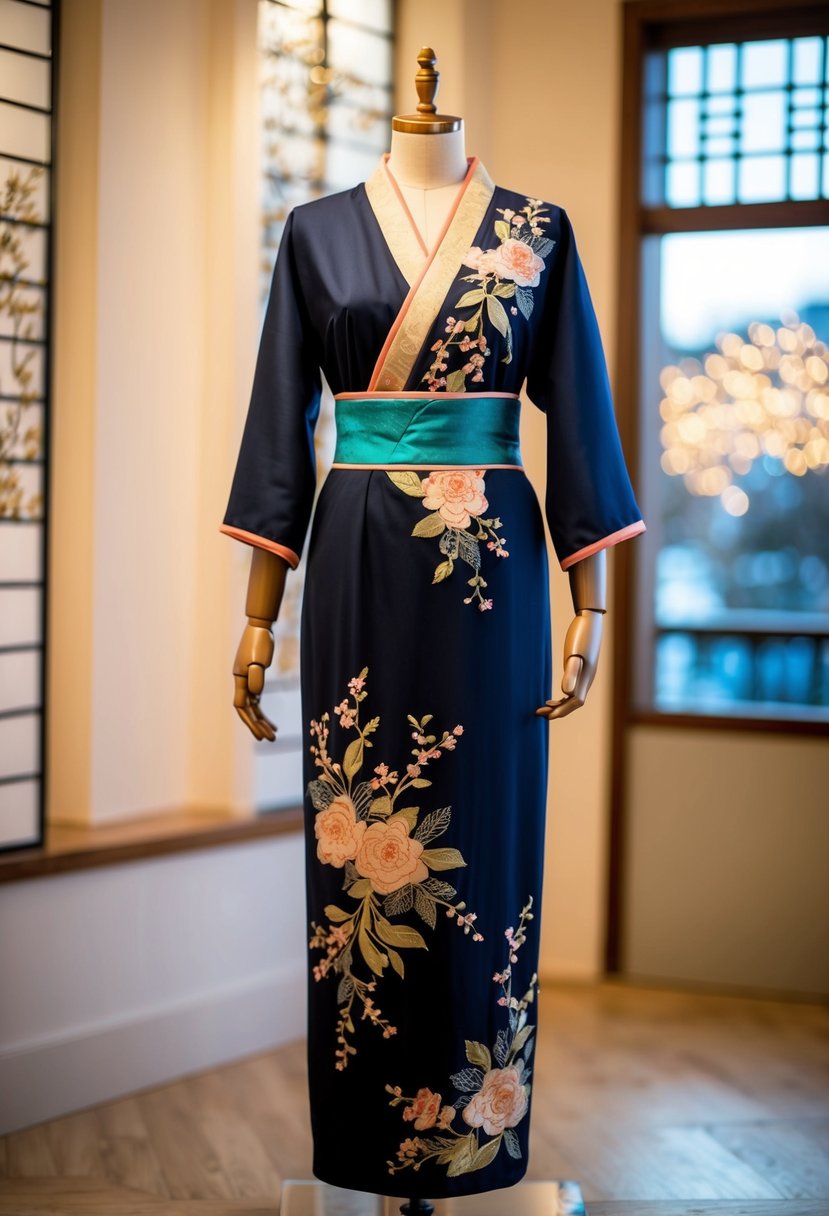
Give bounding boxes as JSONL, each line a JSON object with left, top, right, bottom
{"left": 332, "top": 392, "right": 523, "bottom": 467}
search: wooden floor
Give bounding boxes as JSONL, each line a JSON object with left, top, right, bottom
{"left": 1, "top": 980, "right": 827, "bottom": 1215}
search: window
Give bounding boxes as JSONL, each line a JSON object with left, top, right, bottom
{"left": 621, "top": 2, "right": 829, "bottom": 727}
{"left": 0, "top": 0, "right": 55, "bottom": 850}
{"left": 253, "top": 0, "right": 395, "bottom": 810}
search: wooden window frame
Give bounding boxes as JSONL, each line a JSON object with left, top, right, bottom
{"left": 607, "top": 0, "right": 829, "bottom": 970}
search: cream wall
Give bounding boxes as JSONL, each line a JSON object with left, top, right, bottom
{"left": 48, "top": 0, "right": 622, "bottom": 980}
{"left": 50, "top": 0, "right": 260, "bottom": 825}
{"left": 395, "top": 0, "right": 623, "bottom": 979}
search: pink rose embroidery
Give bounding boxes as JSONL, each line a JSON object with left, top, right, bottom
{"left": 314, "top": 794, "right": 367, "bottom": 867}
{"left": 421, "top": 468, "right": 488, "bottom": 530}
{"left": 354, "top": 816, "right": 428, "bottom": 894}
{"left": 462, "top": 1060, "right": 529, "bottom": 1136}
{"left": 490, "top": 238, "right": 545, "bottom": 287}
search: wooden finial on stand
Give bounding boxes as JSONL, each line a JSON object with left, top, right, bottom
{"left": 392, "top": 46, "right": 462, "bottom": 134}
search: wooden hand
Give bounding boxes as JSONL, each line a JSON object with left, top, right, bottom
{"left": 536, "top": 609, "right": 603, "bottom": 719}
{"left": 233, "top": 622, "right": 278, "bottom": 740}
{"left": 231, "top": 547, "right": 289, "bottom": 740}
{"left": 535, "top": 548, "right": 607, "bottom": 721}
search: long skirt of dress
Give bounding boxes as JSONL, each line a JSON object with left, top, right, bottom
{"left": 300, "top": 463, "right": 552, "bottom": 1199}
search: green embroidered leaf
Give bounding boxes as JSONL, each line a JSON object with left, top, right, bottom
{"left": 433, "top": 559, "right": 454, "bottom": 583}
{"left": 336, "top": 973, "right": 354, "bottom": 1004}
{"left": 492, "top": 281, "right": 516, "bottom": 297}
{"left": 324, "top": 904, "right": 352, "bottom": 923}
{"left": 529, "top": 235, "right": 555, "bottom": 257}
{"left": 412, "top": 511, "right": 446, "bottom": 538}
{"left": 465, "top": 1039, "right": 492, "bottom": 1070}
{"left": 358, "top": 665, "right": 369, "bottom": 681}
{"left": 384, "top": 883, "right": 414, "bottom": 917}
{"left": 410, "top": 777, "right": 432, "bottom": 788}
{"left": 370, "top": 794, "right": 392, "bottom": 818}
{"left": 463, "top": 315, "right": 479, "bottom": 331}
{"left": 439, "top": 529, "right": 460, "bottom": 559}
{"left": 515, "top": 286, "right": 534, "bottom": 320}
{"left": 387, "top": 470, "right": 424, "bottom": 496}
{"left": 375, "top": 919, "right": 428, "bottom": 949}
{"left": 343, "top": 860, "right": 359, "bottom": 885}
{"left": 413, "top": 886, "right": 437, "bottom": 929}
{"left": 454, "top": 288, "right": 485, "bottom": 308}
{"left": 352, "top": 780, "right": 374, "bottom": 820}
{"left": 503, "top": 1127, "right": 522, "bottom": 1159}
{"left": 445, "top": 369, "right": 467, "bottom": 392}
{"left": 421, "top": 876, "right": 457, "bottom": 900}
{"left": 494, "top": 219, "right": 511, "bottom": 242}
{"left": 306, "top": 779, "right": 334, "bottom": 811}
{"left": 358, "top": 925, "right": 387, "bottom": 976}
{"left": 446, "top": 1132, "right": 478, "bottom": 1177}
{"left": 494, "top": 1028, "right": 510, "bottom": 1066}
{"left": 413, "top": 806, "right": 452, "bottom": 845}
{"left": 486, "top": 293, "right": 510, "bottom": 338}
{"left": 508, "top": 1022, "right": 535, "bottom": 1061}
{"left": 421, "top": 846, "right": 467, "bottom": 871}
{"left": 469, "top": 1133, "right": 503, "bottom": 1172}
{"left": 348, "top": 878, "right": 372, "bottom": 898}
{"left": 449, "top": 1065, "right": 485, "bottom": 1092}
{"left": 342, "top": 737, "right": 364, "bottom": 780}
{"left": 363, "top": 715, "right": 380, "bottom": 736}
{"left": 388, "top": 805, "right": 418, "bottom": 831}
{"left": 387, "top": 946, "right": 405, "bottom": 977}
{"left": 458, "top": 532, "right": 481, "bottom": 571}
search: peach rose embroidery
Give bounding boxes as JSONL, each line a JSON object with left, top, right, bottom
{"left": 462, "top": 1060, "right": 529, "bottom": 1137}
{"left": 402, "top": 1087, "right": 443, "bottom": 1130}
{"left": 421, "top": 469, "right": 488, "bottom": 530}
{"left": 314, "top": 794, "right": 366, "bottom": 867}
{"left": 490, "top": 237, "right": 545, "bottom": 288}
{"left": 354, "top": 816, "right": 428, "bottom": 894}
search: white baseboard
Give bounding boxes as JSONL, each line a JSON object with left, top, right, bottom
{"left": 0, "top": 959, "right": 306, "bottom": 1135}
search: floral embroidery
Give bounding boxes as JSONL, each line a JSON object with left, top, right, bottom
{"left": 423, "top": 198, "right": 554, "bottom": 392}
{"left": 385, "top": 895, "right": 537, "bottom": 1178}
{"left": 386, "top": 468, "right": 508, "bottom": 610}
{"left": 308, "top": 667, "right": 483, "bottom": 1070}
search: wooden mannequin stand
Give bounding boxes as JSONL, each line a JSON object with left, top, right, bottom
{"left": 279, "top": 1178, "right": 587, "bottom": 1216}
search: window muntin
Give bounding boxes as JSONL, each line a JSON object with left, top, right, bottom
{"left": 643, "top": 35, "right": 829, "bottom": 208}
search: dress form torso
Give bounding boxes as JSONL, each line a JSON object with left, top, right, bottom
{"left": 385, "top": 128, "right": 468, "bottom": 249}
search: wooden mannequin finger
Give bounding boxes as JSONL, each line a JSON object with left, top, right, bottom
{"left": 236, "top": 702, "right": 267, "bottom": 739}
{"left": 251, "top": 701, "right": 278, "bottom": 737}
{"left": 247, "top": 662, "right": 266, "bottom": 697}
{"left": 561, "top": 653, "right": 583, "bottom": 695}
{"left": 232, "top": 672, "right": 252, "bottom": 710}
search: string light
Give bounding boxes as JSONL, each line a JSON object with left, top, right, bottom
{"left": 659, "top": 313, "right": 829, "bottom": 513}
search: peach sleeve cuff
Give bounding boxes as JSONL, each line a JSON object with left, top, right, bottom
{"left": 218, "top": 524, "right": 300, "bottom": 570}
{"left": 559, "top": 520, "right": 646, "bottom": 571}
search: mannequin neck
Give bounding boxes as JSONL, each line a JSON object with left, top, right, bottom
{"left": 386, "top": 128, "right": 468, "bottom": 190}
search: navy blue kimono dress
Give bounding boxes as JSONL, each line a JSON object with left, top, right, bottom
{"left": 220, "top": 154, "right": 644, "bottom": 1199}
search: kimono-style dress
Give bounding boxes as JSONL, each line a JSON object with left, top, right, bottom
{"left": 220, "top": 154, "right": 645, "bottom": 1199}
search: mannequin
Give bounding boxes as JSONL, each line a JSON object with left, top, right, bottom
{"left": 222, "top": 45, "right": 644, "bottom": 1211}
{"left": 231, "top": 125, "right": 607, "bottom": 738}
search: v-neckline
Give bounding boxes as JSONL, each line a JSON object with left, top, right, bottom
{"left": 363, "top": 154, "right": 497, "bottom": 392}
{"left": 381, "top": 152, "right": 475, "bottom": 259}
{"left": 364, "top": 152, "right": 492, "bottom": 289}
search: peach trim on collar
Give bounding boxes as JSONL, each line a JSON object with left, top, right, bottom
{"left": 364, "top": 154, "right": 495, "bottom": 394}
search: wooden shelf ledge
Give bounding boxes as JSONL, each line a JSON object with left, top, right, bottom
{"left": 0, "top": 805, "right": 304, "bottom": 885}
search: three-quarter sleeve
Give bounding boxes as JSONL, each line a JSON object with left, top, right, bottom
{"left": 219, "top": 208, "right": 322, "bottom": 570}
{"left": 525, "top": 206, "right": 645, "bottom": 571}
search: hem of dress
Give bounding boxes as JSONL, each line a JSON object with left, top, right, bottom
{"left": 218, "top": 524, "right": 300, "bottom": 569}
{"left": 310, "top": 1159, "right": 530, "bottom": 1201}
{"left": 559, "top": 520, "right": 646, "bottom": 571}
